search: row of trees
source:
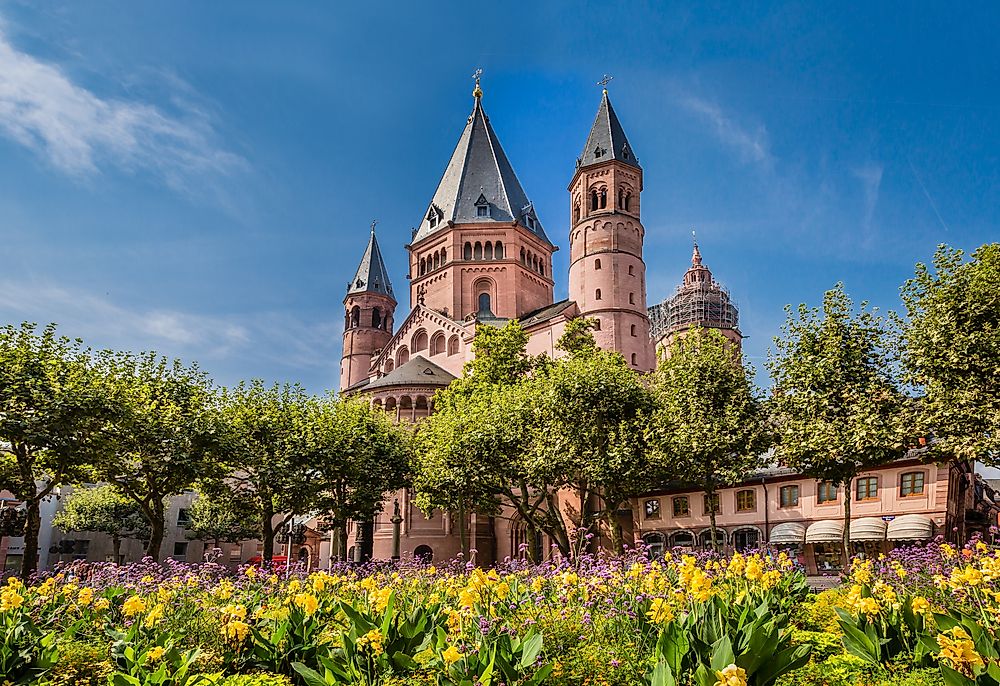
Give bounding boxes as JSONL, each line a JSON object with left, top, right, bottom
{"left": 0, "top": 335, "right": 410, "bottom": 579}
{"left": 414, "top": 243, "right": 999, "bottom": 559}
{"left": 1, "top": 243, "right": 996, "bottom": 572}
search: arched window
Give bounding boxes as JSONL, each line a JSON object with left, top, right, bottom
{"left": 484, "top": 242, "right": 493, "bottom": 260}
{"left": 413, "top": 545, "right": 433, "bottom": 562}
{"left": 494, "top": 241, "right": 504, "bottom": 259}
{"left": 629, "top": 292, "right": 635, "bottom": 305}
{"left": 399, "top": 395, "right": 413, "bottom": 412}
{"left": 350, "top": 306, "right": 360, "bottom": 328}
{"left": 631, "top": 353, "right": 637, "bottom": 365}
{"left": 520, "top": 247, "right": 526, "bottom": 264}
{"left": 464, "top": 242, "right": 473, "bottom": 260}
{"left": 600, "top": 189, "right": 607, "bottom": 209}
{"left": 618, "top": 188, "right": 624, "bottom": 208}
{"left": 430, "top": 333, "right": 446, "bottom": 356}
{"left": 441, "top": 248, "right": 447, "bottom": 263}
{"left": 670, "top": 531, "right": 695, "bottom": 549}
{"left": 590, "top": 190, "right": 599, "bottom": 211}
{"left": 628, "top": 265, "right": 635, "bottom": 276}
{"left": 630, "top": 324, "right": 636, "bottom": 337}
{"left": 474, "top": 242, "right": 483, "bottom": 260}
{"left": 419, "top": 258, "right": 426, "bottom": 276}
{"left": 593, "top": 319, "right": 601, "bottom": 330}
{"left": 573, "top": 204, "right": 580, "bottom": 223}
{"left": 624, "top": 192, "right": 632, "bottom": 211}
{"left": 384, "top": 359, "right": 394, "bottom": 373}
{"left": 478, "top": 292, "right": 492, "bottom": 314}
{"left": 595, "top": 289, "right": 602, "bottom": 301}
{"left": 732, "top": 528, "right": 760, "bottom": 551}
{"left": 532, "top": 256, "right": 539, "bottom": 272}
{"left": 594, "top": 258, "right": 601, "bottom": 270}
{"left": 642, "top": 532, "right": 666, "bottom": 559}
{"left": 344, "top": 309, "right": 350, "bottom": 329}
{"left": 371, "top": 398, "right": 383, "bottom": 410}
{"left": 412, "top": 330, "right": 428, "bottom": 352}
{"left": 384, "top": 396, "right": 397, "bottom": 412}
{"left": 539, "top": 261, "right": 545, "bottom": 277}
{"left": 447, "top": 335, "right": 460, "bottom": 355}
{"left": 433, "top": 253, "right": 440, "bottom": 270}
{"left": 372, "top": 308, "right": 382, "bottom": 329}
{"left": 396, "top": 347, "right": 409, "bottom": 366}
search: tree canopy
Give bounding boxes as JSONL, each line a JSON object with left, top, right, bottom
{"left": 53, "top": 484, "right": 148, "bottom": 563}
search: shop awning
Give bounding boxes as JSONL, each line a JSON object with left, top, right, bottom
{"left": 887, "top": 514, "right": 935, "bottom": 541}
{"left": 805, "top": 520, "right": 845, "bottom": 543}
{"left": 769, "top": 522, "right": 806, "bottom": 544}
{"left": 849, "top": 517, "right": 887, "bottom": 541}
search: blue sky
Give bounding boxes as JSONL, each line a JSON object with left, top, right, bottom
{"left": 0, "top": 1, "right": 996, "bottom": 392}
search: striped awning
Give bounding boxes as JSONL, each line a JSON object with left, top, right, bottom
{"left": 769, "top": 522, "right": 806, "bottom": 544}
{"left": 849, "top": 517, "right": 888, "bottom": 541}
{"left": 887, "top": 514, "right": 935, "bottom": 541}
{"left": 805, "top": 520, "right": 845, "bottom": 543}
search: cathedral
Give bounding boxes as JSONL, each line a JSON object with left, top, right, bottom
{"left": 338, "top": 77, "right": 740, "bottom": 563}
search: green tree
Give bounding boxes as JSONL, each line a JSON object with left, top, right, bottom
{"left": 212, "top": 380, "right": 318, "bottom": 562}
{"left": 648, "top": 328, "right": 770, "bottom": 551}
{"left": 767, "top": 284, "right": 908, "bottom": 559}
{"left": 901, "top": 243, "right": 1000, "bottom": 465}
{"left": 52, "top": 485, "right": 149, "bottom": 563}
{"left": 0, "top": 323, "right": 112, "bottom": 578}
{"left": 186, "top": 490, "right": 261, "bottom": 552}
{"left": 307, "top": 396, "right": 411, "bottom": 561}
{"left": 526, "top": 320, "right": 654, "bottom": 554}
{"left": 96, "top": 351, "right": 222, "bottom": 561}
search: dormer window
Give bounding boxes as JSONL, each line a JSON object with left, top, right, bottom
{"left": 427, "top": 205, "right": 442, "bottom": 229}
{"left": 475, "top": 193, "right": 490, "bottom": 218}
{"left": 594, "top": 146, "right": 605, "bottom": 158}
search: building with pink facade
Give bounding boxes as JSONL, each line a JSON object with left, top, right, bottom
{"left": 336, "top": 79, "right": 993, "bottom": 566}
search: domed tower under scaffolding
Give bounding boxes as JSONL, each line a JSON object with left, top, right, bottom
{"left": 648, "top": 240, "right": 741, "bottom": 356}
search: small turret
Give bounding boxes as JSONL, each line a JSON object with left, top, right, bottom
{"left": 340, "top": 225, "right": 396, "bottom": 391}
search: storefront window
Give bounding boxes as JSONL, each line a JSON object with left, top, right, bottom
{"left": 851, "top": 540, "right": 882, "bottom": 559}
{"left": 817, "top": 482, "right": 838, "bottom": 504}
{"left": 813, "top": 543, "right": 843, "bottom": 571}
{"left": 735, "top": 490, "right": 756, "bottom": 512}
{"left": 856, "top": 477, "right": 879, "bottom": 501}
{"left": 780, "top": 485, "right": 799, "bottom": 508}
{"left": 672, "top": 496, "right": 689, "bottom": 517}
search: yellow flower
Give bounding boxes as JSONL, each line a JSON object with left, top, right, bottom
{"left": 728, "top": 553, "right": 746, "bottom": 576}
{"left": 851, "top": 560, "right": 873, "bottom": 585}
{"left": 941, "top": 543, "right": 957, "bottom": 559}
{"left": 761, "top": 570, "right": 782, "bottom": 590}
{"left": 442, "top": 645, "right": 463, "bottom": 665}
{"left": 0, "top": 587, "right": 24, "bottom": 612}
{"left": 373, "top": 588, "right": 392, "bottom": 613}
{"left": 223, "top": 604, "right": 247, "bottom": 621}
{"left": 744, "top": 557, "right": 763, "bottom": 582}
{"left": 145, "top": 603, "right": 166, "bottom": 627}
{"left": 646, "top": 598, "right": 674, "bottom": 624}
{"left": 288, "top": 579, "right": 302, "bottom": 592}
{"left": 293, "top": 592, "right": 319, "bottom": 616}
{"left": 122, "top": 596, "right": 148, "bottom": 616}
{"left": 245, "top": 566, "right": 257, "bottom": 579}
{"left": 715, "top": 663, "right": 748, "bottom": 686}
{"left": 146, "top": 646, "right": 165, "bottom": 662}
{"left": 223, "top": 620, "right": 250, "bottom": 643}
{"left": 77, "top": 587, "right": 94, "bottom": 607}
{"left": 857, "top": 597, "right": 880, "bottom": 616}
{"left": 950, "top": 566, "right": 984, "bottom": 589}
{"left": 911, "top": 597, "right": 931, "bottom": 615}
{"left": 93, "top": 598, "right": 110, "bottom": 612}
{"left": 937, "top": 627, "right": 984, "bottom": 676}
{"left": 358, "top": 629, "right": 385, "bottom": 654}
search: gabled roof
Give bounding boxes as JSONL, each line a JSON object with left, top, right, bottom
{"left": 366, "top": 355, "right": 456, "bottom": 390}
{"left": 412, "top": 92, "right": 549, "bottom": 246}
{"left": 347, "top": 229, "right": 394, "bottom": 299}
{"left": 577, "top": 90, "right": 639, "bottom": 170}
{"left": 518, "top": 299, "right": 576, "bottom": 328}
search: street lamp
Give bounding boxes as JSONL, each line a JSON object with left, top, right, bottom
{"left": 390, "top": 500, "right": 403, "bottom": 561}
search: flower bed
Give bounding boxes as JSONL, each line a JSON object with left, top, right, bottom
{"left": 3, "top": 544, "right": 998, "bottom": 685}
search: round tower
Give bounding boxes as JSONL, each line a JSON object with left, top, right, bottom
{"left": 567, "top": 89, "right": 654, "bottom": 371}
{"left": 340, "top": 226, "right": 396, "bottom": 391}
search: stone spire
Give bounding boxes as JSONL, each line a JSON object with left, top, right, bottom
{"left": 412, "top": 80, "right": 548, "bottom": 245}
{"left": 578, "top": 89, "right": 639, "bottom": 170}
{"left": 347, "top": 224, "right": 393, "bottom": 298}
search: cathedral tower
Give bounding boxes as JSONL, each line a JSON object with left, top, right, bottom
{"left": 568, "top": 89, "right": 654, "bottom": 371}
{"left": 340, "top": 226, "right": 396, "bottom": 390}
{"left": 407, "top": 77, "right": 555, "bottom": 322}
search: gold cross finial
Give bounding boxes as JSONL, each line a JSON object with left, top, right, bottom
{"left": 597, "top": 74, "right": 614, "bottom": 93}
{"left": 472, "top": 68, "right": 483, "bottom": 99}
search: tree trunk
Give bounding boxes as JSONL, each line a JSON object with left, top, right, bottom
{"left": 112, "top": 535, "right": 122, "bottom": 564}
{"left": 842, "top": 478, "right": 853, "bottom": 566}
{"left": 525, "top": 524, "right": 539, "bottom": 564}
{"left": 261, "top": 502, "right": 275, "bottom": 562}
{"left": 457, "top": 502, "right": 468, "bottom": 557}
{"left": 708, "top": 489, "right": 720, "bottom": 553}
{"left": 604, "top": 502, "right": 623, "bottom": 554}
{"left": 145, "top": 498, "right": 165, "bottom": 560}
{"left": 20, "top": 498, "right": 42, "bottom": 581}
{"left": 337, "top": 525, "right": 348, "bottom": 564}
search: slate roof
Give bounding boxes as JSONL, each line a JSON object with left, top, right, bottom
{"left": 365, "top": 355, "right": 457, "bottom": 390}
{"left": 347, "top": 230, "right": 394, "bottom": 298}
{"left": 578, "top": 90, "right": 640, "bottom": 170}
{"left": 411, "top": 93, "right": 549, "bottom": 246}
{"left": 518, "top": 299, "right": 576, "bottom": 328}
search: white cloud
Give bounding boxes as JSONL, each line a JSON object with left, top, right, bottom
{"left": 680, "top": 96, "right": 771, "bottom": 165}
{"left": 0, "top": 20, "right": 245, "bottom": 198}
{"left": 853, "top": 163, "right": 883, "bottom": 237}
{"left": 0, "top": 280, "right": 339, "bottom": 382}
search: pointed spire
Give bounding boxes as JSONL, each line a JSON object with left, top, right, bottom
{"left": 578, "top": 88, "right": 639, "bottom": 169}
{"left": 412, "top": 77, "right": 548, "bottom": 246}
{"left": 683, "top": 235, "right": 713, "bottom": 287}
{"left": 347, "top": 227, "right": 394, "bottom": 299}
{"left": 691, "top": 230, "right": 703, "bottom": 266}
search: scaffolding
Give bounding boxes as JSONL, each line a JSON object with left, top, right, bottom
{"left": 648, "top": 279, "right": 739, "bottom": 341}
